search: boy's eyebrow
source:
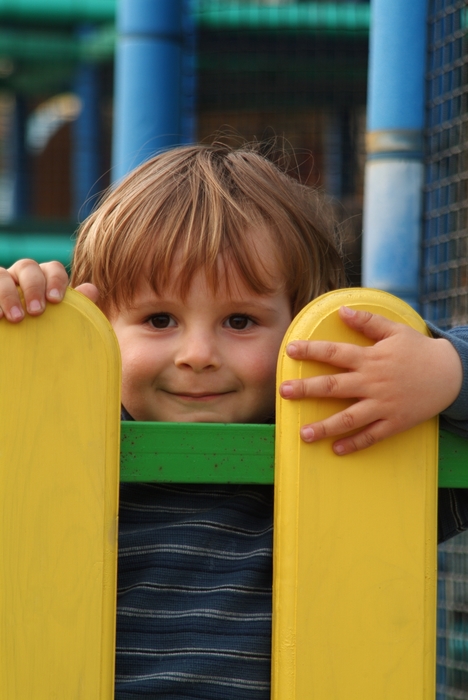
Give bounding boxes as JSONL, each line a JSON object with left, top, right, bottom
{"left": 221, "top": 299, "right": 285, "bottom": 315}
{"left": 131, "top": 294, "right": 286, "bottom": 316}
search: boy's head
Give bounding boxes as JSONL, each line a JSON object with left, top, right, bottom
{"left": 72, "top": 143, "right": 344, "bottom": 316}
{"left": 71, "top": 143, "right": 345, "bottom": 423}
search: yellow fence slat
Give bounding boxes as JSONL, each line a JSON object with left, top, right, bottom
{"left": 272, "top": 288, "right": 438, "bottom": 700}
{"left": 0, "top": 289, "right": 121, "bottom": 699}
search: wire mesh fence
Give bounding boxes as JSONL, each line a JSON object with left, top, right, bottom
{"left": 422, "top": 0, "right": 468, "bottom": 328}
{"left": 423, "top": 1, "right": 468, "bottom": 697}
{"left": 438, "top": 532, "right": 468, "bottom": 700}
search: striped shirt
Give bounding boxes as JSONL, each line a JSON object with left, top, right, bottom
{"left": 116, "top": 482, "right": 273, "bottom": 699}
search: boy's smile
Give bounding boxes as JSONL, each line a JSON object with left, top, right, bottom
{"left": 109, "top": 260, "right": 292, "bottom": 424}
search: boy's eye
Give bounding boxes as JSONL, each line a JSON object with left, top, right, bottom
{"left": 147, "top": 314, "right": 175, "bottom": 329}
{"left": 225, "top": 315, "right": 253, "bottom": 330}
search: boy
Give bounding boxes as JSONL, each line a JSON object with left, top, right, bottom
{"left": 1, "top": 143, "right": 468, "bottom": 698}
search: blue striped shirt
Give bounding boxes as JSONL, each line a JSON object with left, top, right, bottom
{"left": 116, "top": 482, "right": 273, "bottom": 699}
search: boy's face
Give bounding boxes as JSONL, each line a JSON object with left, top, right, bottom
{"left": 109, "top": 252, "right": 292, "bottom": 424}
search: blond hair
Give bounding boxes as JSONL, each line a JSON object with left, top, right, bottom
{"left": 71, "top": 143, "right": 345, "bottom": 316}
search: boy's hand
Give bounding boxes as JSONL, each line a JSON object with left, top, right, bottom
{"left": 279, "top": 306, "right": 463, "bottom": 455}
{"left": 0, "top": 259, "right": 98, "bottom": 322}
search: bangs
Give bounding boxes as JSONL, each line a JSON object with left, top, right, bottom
{"left": 142, "top": 213, "right": 283, "bottom": 305}
{"left": 71, "top": 144, "right": 345, "bottom": 315}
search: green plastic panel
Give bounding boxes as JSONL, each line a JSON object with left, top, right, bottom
{"left": 0, "top": 233, "right": 74, "bottom": 268}
{"left": 121, "top": 422, "right": 275, "bottom": 484}
{"left": 120, "top": 423, "right": 468, "bottom": 487}
{"left": 438, "top": 430, "right": 468, "bottom": 487}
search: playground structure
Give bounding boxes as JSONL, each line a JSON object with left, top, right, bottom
{"left": 1, "top": 284, "right": 457, "bottom": 698}
{"left": 0, "top": 0, "right": 368, "bottom": 270}
{"left": 0, "top": 0, "right": 467, "bottom": 696}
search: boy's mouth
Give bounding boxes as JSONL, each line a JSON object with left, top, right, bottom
{"left": 168, "top": 391, "right": 232, "bottom": 402}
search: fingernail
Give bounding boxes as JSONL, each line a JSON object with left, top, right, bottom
{"left": 301, "top": 427, "right": 315, "bottom": 442}
{"left": 334, "top": 444, "right": 346, "bottom": 455}
{"left": 28, "top": 300, "right": 42, "bottom": 313}
{"left": 281, "top": 383, "right": 293, "bottom": 397}
{"left": 341, "top": 306, "right": 356, "bottom": 317}
{"left": 48, "top": 288, "right": 61, "bottom": 300}
{"left": 286, "top": 343, "right": 298, "bottom": 357}
{"left": 10, "top": 306, "right": 23, "bottom": 321}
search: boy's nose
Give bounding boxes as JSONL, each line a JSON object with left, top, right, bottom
{"left": 174, "top": 332, "right": 220, "bottom": 372}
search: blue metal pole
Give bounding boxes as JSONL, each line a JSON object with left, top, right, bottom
{"left": 362, "top": 0, "right": 427, "bottom": 309}
{"left": 11, "top": 96, "right": 28, "bottom": 219}
{"left": 112, "top": 0, "right": 184, "bottom": 181}
{"left": 72, "top": 39, "right": 101, "bottom": 221}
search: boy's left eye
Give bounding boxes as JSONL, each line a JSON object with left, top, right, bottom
{"left": 225, "top": 315, "right": 254, "bottom": 330}
{"left": 147, "top": 314, "right": 176, "bottom": 329}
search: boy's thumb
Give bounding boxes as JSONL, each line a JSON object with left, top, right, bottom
{"left": 74, "top": 283, "right": 100, "bottom": 305}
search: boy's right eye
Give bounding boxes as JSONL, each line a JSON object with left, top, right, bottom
{"left": 147, "top": 314, "right": 175, "bottom": 329}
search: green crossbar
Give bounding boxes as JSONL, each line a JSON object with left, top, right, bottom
{"left": 120, "top": 424, "right": 468, "bottom": 487}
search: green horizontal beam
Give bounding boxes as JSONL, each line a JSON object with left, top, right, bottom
{"left": 0, "top": 2, "right": 369, "bottom": 36}
{"left": 120, "top": 423, "right": 468, "bottom": 488}
{"left": 0, "top": 4, "right": 369, "bottom": 65}
{"left": 0, "top": 232, "right": 74, "bottom": 268}
{"left": 438, "top": 430, "right": 468, "bottom": 487}
{"left": 0, "top": 0, "right": 115, "bottom": 24}
{"left": 0, "top": 29, "right": 78, "bottom": 61}
{"left": 0, "top": 25, "right": 114, "bottom": 63}
{"left": 121, "top": 423, "right": 275, "bottom": 484}
{"left": 198, "top": 2, "right": 370, "bottom": 32}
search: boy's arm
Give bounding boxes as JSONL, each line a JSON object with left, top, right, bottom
{"left": 429, "top": 323, "right": 468, "bottom": 439}
{"left": 279, "top": 306, "right": 465, "bottom": 455}
{"left": 435, "top": 323, "right": 468, "bottom": 541}
{"left": 0, "top": 260, "right": 97, "bottom": 320}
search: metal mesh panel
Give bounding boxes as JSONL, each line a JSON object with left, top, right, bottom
{"left": 438, "top": 532, "right": 468, "bottom": 699}
{"left": 422, "top": 0, "right": 468, "bottom": 328}
{"left": 423, "top": 3, "right": 468, "bottom": 697}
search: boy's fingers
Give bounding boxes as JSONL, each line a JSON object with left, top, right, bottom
{"left": 300, "top": 407, "right": 359, "bottom": 443}
{"left": 338, "top": 306, "right": 398, "bottom": 342}
{"left": 7, "top": 259, "right": 49, "bottom": 315}
{"left": 299, "top": 401, "right": 382, "bottom": 445}
{"left": 331, "top": 422, "right": 391, "bottom": 455}
{"left": 280, "top": 372, "right": 358, "bottom": 400}
{"left": 286, "top": 339, "right": 363, "bottom": 369}
{"left": 0, "top": 267, "right": 24, "bottom": 321}
{"left": 40, "top": 261, "right": 69, "bottom": 303}
{"left": 0, "top": 260, "right": 69, "bottom": 321}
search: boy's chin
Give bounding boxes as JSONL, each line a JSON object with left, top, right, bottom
{"left": 124, "top": 392, "right": 275, "bottom": 424}
{"left": 157, "top": 411, "right": 259, "bottom": 424}
{"left": 131, "top": 407, "right": 272, "bottom": 424}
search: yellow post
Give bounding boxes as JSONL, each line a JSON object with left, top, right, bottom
{"left": 0, "top": 289, "right": 121, "bottom": 699}
{"left": 272, "top": 289, "right": 438, "bottom": 700}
